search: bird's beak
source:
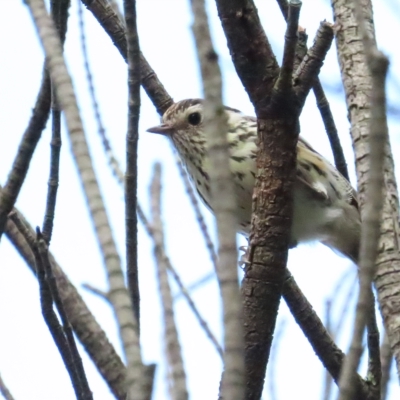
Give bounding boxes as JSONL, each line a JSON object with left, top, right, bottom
{"left": 146, "top": 123, "right": 173, "bottom": 136}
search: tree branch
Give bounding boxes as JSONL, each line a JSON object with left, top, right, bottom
{"left": 282, "top": 271, "right": 371, "bottom": 400}
{"left": 332, "top": 0, "right": 399, "bottom": 384}
{"left": 150, "top": 164, "right": 188, "bottom": 400}
{"left": 191, "top": 0, "right": 245, "bottom": 398}
{"left": 42, "top": 0, "right": 70, "bottom": 244}
{"left": 0, "top": 69, "right": 50, "bottom": 240}
{"left": 215, "top": 0, "right": 279, "bottom": 110}
{"left": 124, "top": 0, "right": 141, "bottom": 334}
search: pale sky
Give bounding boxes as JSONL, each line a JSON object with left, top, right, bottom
{"left": 0, "top": 1, "right": 399, "bottom": 399}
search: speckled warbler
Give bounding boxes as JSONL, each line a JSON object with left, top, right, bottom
{"left": 147, "top": 99, "right": 360, "bottom": 262}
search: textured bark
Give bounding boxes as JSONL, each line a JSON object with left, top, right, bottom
{"left": 242, "top": 114, "right": 298, "bottom": 400}
{"left": 216, "top": 1, "right": 337, "bottom": 397}
{"left": 216, "top": 0, "right": 279, "bottom": 110}
{"left": 332, "top": 0, "right": 400, "bottom": 377}
{"left": 124, "top": 0, "right": 141, "bottom": 334}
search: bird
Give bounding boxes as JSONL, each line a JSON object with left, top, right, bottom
{"left": 147, "top": 98, "right": 360, "bottom": 263}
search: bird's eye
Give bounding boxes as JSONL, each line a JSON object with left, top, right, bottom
{"left": 188, "top": 112, "right": 201, "bottom": 126}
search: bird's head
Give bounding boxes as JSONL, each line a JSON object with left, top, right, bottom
{"left": 147, "top": 99, "right": 207, "bottom": 158}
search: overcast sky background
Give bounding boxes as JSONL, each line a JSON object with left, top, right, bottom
{"left": 1, "top": 0, "right": 400, "bottom": 399}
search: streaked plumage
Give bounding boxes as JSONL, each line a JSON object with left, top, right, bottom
{"left": 147, "top": 99, "right": 360, "bottom": 262}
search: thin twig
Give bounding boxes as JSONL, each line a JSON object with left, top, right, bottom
{"left": 322, "top": 271, "right": 357, "bottom": 400}
{"left": 183, "top": 271, "right": 215, "bottom": 294}
{"left": 191, "top": 1, "right": 245, "bottom": 399}
{"left": 282, "top": 270, "right": 371, "bottom": 400}
{"left": 166, "top": 261, "right": 223, "bottom": 358}
{"left": 124, "top": 0, "right": 141, "bottom": 334}
{"left": 294, "top": 21, "right": 334, "bottom": 108}
{"left": 8, "top": 217, "right": 84, "bottom": 399}
{"left": 276, "top": 0, "right": 301, "bottom": 93}
{"left": 42, "top": 91, "right": 61, "bottom": 244}
{"left": 82, "top": 283, "right": 110, "bottom": 301}
{"left": 277, "top": 0, "right": 349, "bottom": 180}
{"left": 312, "top": 80, "right": 349, "bottom": 180}
{"left": 331, "top": 270, "right": 358, "bottom": 338}
{"left": 42, "top": 0, "right": 70, "bottom": 244}
{"left": 0, "top": 69, "right": 50, "bottom": 240}
{"left": 150, "top": 164, "right": 188, "bottom": 400}
{"left": 140, "top": 195, "right": 222, "bottom": 356}
{"left": 174, "top": 152, "right": 218, "bottom": 270}
{"left": 36, "top": 231, "right": 93, "bottom": 400}
{"left": 76, "top": 1, "right": 126, "bottom": 186}
{"left": 38, "top": 234, "right": 91, "bottom": 398}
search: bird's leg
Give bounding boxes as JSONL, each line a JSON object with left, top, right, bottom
{"left": 238, "top": 239, "right": 251, "bottom": 268}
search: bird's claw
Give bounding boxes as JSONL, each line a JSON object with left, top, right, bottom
{"left": 238, "top": 245, "right": 251, "bottom": 268}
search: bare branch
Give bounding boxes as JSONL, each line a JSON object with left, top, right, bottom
{"left": 294, "top": 21, "right": 334, "bottom": 108}
{"left": 150, "top": 164, "right": 188, "bottom": 400}
{"left": 42, "top": 93, "right": 61, "bottom": 244}
{"left": 36, "top": 231, "right": 93, "bottom": 400}
{"left": 277, "top": 0, "right": 349, "bottom": 180}
{"left": 174, "top": 152, "right": 218, "bottom": 270}
{"left": 239, "top": 0, "right": 302, "bottom": 394}
{"left": 8, "top": 213, "right": 92, "bottom": 400}
{"left": 312, "top": 80, "right": 349, "bottom": 181}
{"left": 0, "top": 0, "right": 72, "bottom": 242}
{"left": 42, "top": 0, "right": 70, "bottom": 244}
{"left": 282, "top": 270, "right": 370, "bottom": 400}
{"left": 332, "top": 0, "right": 400, "bottom": 376}
{"left": 215, "top": 0, "right": 279, "bottom": 110}
{"left": 140, "top": 184, "right": 223, "bottom": 356}
{"left": 333, "top": 0, "right": 390, "bottom": 396}
{"left": 82, "top": 282, "right": 110, "bottom": 299}
{"left": 276, "top": 0, "right": 302, "bottom": 93}
{"left": 167, "top": 260, "right": 223, "bottom": 358}
{"left": 0, "top": 69, "right": 50, "bottom": 240}
{"left": 76, "top": 1, "right": 124, "bottom": 184}
{"left": 191, "top": 0, "right": 245, "bottom": 398}
{"left": 124, "top": 0, "right": 141, "bottom": 333}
